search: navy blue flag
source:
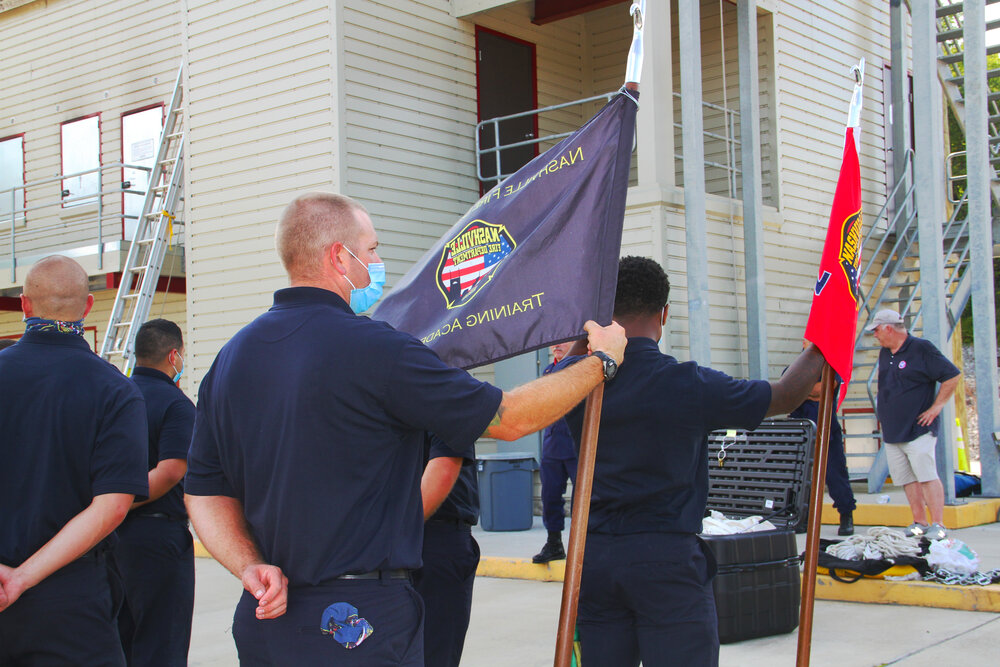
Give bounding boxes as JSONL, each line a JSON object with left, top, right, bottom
{"left": 374, "top": 88, "right": 638, "bottom": 370}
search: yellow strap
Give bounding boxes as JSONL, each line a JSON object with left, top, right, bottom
{"left": 161, "top": 210, "right": 175, "bottom": 243}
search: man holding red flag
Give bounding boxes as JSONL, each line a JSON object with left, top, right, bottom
{"left": 557, "top": 257, "right": 824, "bottom": 667}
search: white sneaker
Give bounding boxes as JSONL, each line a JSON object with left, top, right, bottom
{"left": 925, "top": 523, "right": 948, "bottom": 541}
{"left": 904, "top": 522, "right": 929, "bottom": 538}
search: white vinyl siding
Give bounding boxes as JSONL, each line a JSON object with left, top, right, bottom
{"left": 0, "top": 0, "right": 180, "bottom": 274}
{"left": 183, "top": 0, "right": 338, "bottom": 389}
{"left": 341, "top": 0, "right": 588, "bottom": 290}
{"left": 671, "top": 0, "right": 776, "bottom": 206}
{"left": 765, "top": 0, "right": 890, "bottom": 378}
{"left": 585, "top": 4, "right": 637, "bottom": 186}
{"left": 0, "top": 0, "right": 900, "bottom": 410}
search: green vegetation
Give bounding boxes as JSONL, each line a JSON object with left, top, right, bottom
{"left": 946, "top": 53, "right": 1000, "bottom": 346}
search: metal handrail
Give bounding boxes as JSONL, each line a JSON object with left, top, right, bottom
{"left": 475, "top": 92, "right": 618, "bottom": 183}
{"left": 0, "top": 163, "right": 151, "bottom": 200}
{"left": 673, "top": 91, "right": 742, "bottom": 196}
{"left": 474, "top": 91, "right": 743, "bottom": 193}
{"left": 2, "top": 162, "right": 155, "bottom": 281}
{"left": 855, "top": 178, "right": 972, "bottom": 410}
{"left": 854, "top": 149, "right": 916, "bottom": 325}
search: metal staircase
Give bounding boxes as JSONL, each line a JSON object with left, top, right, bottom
{"left": 841, "top": 158, "right": 974, "bottom": 473}
{"left": 840, "top": 0, "right": 997, "bottom": 473}
{"left": 99, "top": 64, "right": 185, "bottom": 374}
{"left": 936, "top": 0, "right": 1000, "bottom": 211}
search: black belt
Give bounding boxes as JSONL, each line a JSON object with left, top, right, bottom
{"left": 336, "top": 569, "right": 410, "bottom": 581}
{"left": 428, "top": 517, "right": 474, "bottom": 530}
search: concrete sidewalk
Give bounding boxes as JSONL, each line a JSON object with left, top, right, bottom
{"left": 189, "top": 489, "right": 1000, "bottom": 665}
{"left": 190, "top": 557, "right": 1000, "bottom": 666}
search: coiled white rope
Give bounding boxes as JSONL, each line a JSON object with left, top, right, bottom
{"left": 825, "top": 526, "right": 922, "bottom": 561}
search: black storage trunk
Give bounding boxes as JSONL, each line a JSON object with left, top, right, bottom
{"left": 701, "top": 418, "right": 815, "bottom": 644}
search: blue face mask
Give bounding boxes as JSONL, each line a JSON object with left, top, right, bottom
{"left": 171, "top": 352, "right": 184, "bottom": 384}
{"left": 344, "top": 247, "right": 386, "bottom": 314}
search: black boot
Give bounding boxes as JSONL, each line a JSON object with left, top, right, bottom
{"left": 838, "top": 512, "right": 854, "bottom": 536}
{"left": 532, "top": 532, "right": 566, "bottom": 563}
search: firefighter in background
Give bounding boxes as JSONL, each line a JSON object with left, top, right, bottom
{"left": 533, "top": 343, "right": 579, "bottom": 563}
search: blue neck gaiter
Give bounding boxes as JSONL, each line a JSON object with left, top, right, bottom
{"left": 24, "top": 317, "right": 85, "bottom": 337}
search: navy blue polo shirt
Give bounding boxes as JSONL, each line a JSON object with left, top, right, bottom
{"left": 130, "top": 366, "right": 196, "bottom": 519}
{"left": 541, "top": 362, "right": 576, "bottom": 460}
{"left": 561, "top": 337, "right": 771, "bottom": 535}
{"left": 425, "top": 434, "right": 479, "bottom": 526}
{"left": 876, "top": 335, "right": 960, "bottom": 444}
{"left": 790, "top": 399, "right": 843, "bottom": 451}
{"left": 186, "top": 287, "right": 501, "bottom": 586}
{"left": 0, "top": 330, "right": 149, "bottom": 567}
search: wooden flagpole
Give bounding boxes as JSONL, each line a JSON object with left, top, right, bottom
{"left": 553, "top": 4, "right": 642, "bottom": 664}
{"left": 553, "top": 383, "right": 604, "bottom": 667}
{"left": 795, "top": 362, "right": 836, "bottom": 666}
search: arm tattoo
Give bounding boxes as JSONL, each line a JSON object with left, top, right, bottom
{"left": 489, "top": 404, "right": 505, "bottom": 428}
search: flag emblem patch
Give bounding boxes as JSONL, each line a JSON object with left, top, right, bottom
{"left": 838, "top": 210, "right": 863, "bottom": 308}
{"left": 436, "top": 220, "right": 516, "bottom": 309}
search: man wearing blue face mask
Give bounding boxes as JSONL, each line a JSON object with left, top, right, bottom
{"left": 115, "top": 318, "right": 196, "bottom": 666}
{"left": 185, "top": 192, "right": 627, "bottom": 666}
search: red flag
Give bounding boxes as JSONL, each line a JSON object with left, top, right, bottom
{"left": 805, "top": 127, "right": 863, "bottom": 408}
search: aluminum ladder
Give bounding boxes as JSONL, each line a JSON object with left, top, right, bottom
{"left": 100, "top": 64, "right": 185, "bottom": 374}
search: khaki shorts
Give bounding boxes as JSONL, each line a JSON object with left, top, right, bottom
{"left": 884, "top": 432, "right": 939, "bottom": 485}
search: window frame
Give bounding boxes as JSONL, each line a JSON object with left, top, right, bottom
{"left": 120, "top": 103, "right": 165, "bottom": 239}
{"left": 0, "top": 132, "right": 27, "bottom": 225}
{"left": 59, "top": 112, "right": 102, "bottom": 208}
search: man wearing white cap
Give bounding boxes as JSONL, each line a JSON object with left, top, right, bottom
{"left": 867, "top": 309, "right": 960, "bottom": 540}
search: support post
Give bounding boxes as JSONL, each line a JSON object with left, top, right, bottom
{"left": 913, "top": 4, "right": 956, "bottom": 503}
{"left": 737, "top": 0, "right": 767, "bottom": 380}
{"left": 963, "top": 0, "right": 1000, "bottom": 496}
{"left": 890, "top": 0, "right": 911, "bottom": 233}
{"left": 679, "top": 0, "right": 711, "bottom": 365}
{"left": 636, "top": 2, "right": 674, "bottom": 188}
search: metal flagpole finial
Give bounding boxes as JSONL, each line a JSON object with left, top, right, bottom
{"left": 624, "top": 0, "right": 646, "bottom": 87}
{"left": 846, "top": 57, "right": 866, "bottom": 131}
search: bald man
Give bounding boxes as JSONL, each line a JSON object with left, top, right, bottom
{"left": 0, "top": 255, "right": 149, "bottom": 666}
{"left": 185, "top": 192, "right": 626, "bottom": 666}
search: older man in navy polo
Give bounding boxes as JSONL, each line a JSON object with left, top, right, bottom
{"left": 869, "top": 309, "right": 961, "bottom": 541}
{"left": 184, "top": 192, "right": 626, "bottom": 666}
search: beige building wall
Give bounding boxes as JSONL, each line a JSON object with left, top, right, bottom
{"left": 1, "top": 0, "right": 903, "bottom": 433}
{"left": 181, "top": 0, "right": 341, "bottom": 392}
{"left": 0, "top": 0, "right": 182, "bottom": 278}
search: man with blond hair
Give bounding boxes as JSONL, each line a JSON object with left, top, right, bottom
{"left": 0, "top": 255, "right": 148, "bottom": 666}
{"left": 185, "top": 192, "right": 626, "bottom": 665}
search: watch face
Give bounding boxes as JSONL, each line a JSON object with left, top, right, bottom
{"left": 596, "top": 352, "right": 617, "bottom": 380}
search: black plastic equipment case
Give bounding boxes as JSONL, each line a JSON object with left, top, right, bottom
{"left": 701, "top": 418, "right": 816, "bottom": 644}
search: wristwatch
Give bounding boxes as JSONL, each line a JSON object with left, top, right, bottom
{"left": 591, "top": 351, "right": 618, "bottom": 382}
